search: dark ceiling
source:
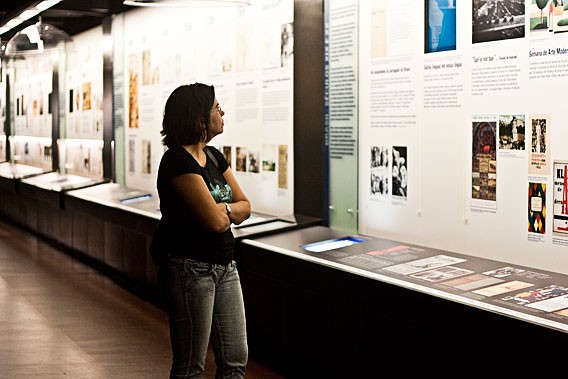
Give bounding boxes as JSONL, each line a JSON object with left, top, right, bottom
{"left": 0, "top": 0, "right": 133, "bottom": 43}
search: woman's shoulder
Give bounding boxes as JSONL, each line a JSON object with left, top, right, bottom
{"left": 205, "top": 145, "right": 229, "bottom": 171}
{"left": 163, "top": 145, "right": 185, "bottom": 156}
{"left": 160, "top": 146, "right": 200, "bottom": 175}
{"left": 161, "top": 146, "right": 190, "bottom": 162}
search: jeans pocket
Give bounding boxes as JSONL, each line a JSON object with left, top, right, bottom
{"left": 184, "top": 259, "right": 213, "bottom": 277}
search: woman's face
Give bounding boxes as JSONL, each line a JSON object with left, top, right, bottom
{"left": 208, "top": 98, "right": 225, "bottom": 140}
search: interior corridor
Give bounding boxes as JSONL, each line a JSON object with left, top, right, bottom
{"left": 0, "top": 217, "right": 283, "bottom": 378}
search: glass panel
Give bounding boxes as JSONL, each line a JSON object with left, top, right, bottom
{"left": 325, "top": 0, "right": 359, "bottom": 233}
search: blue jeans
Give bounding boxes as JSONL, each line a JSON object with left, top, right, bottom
{"left": 160, "top": 257, "right": 248, "bottom": 379}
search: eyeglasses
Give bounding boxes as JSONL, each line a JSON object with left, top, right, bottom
{"left": 211, "top": 104, "right": 222, "bottom": 114}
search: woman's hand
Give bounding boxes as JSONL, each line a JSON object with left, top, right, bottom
{"left": 172, "top": 173, "right": 231, "bottom": 233}
{"left": 223, "top": 167, "right": 251, "bottom": 225}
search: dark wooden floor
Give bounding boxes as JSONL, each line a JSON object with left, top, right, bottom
{"left": 0, "top": 218, "right": 285, "bottom": 378}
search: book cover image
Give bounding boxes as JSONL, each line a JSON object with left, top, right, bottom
{"left": 528, "top": 182, "right": 546, "bottom": 234}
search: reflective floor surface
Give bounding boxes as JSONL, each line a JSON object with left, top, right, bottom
{"left": 0, "top": 218, "right": 284, "bottom": 378}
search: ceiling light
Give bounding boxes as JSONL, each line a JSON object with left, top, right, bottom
{"left": 0, "top": 0, "right": 63, "bottom": 37}
{"left": 19, "top": 10, "right": 42, "bottom": 20}
{"left": 36, "top": 0, "right": 63, "bottom": 12}
{"left": 6, "top": 18, "right": 25, "bottom": 28}
{"left": 4, "top": 19, "right": 71, "bottom": 58}
{"left": 123, "top": 0, "right": 251, "bottom": 7}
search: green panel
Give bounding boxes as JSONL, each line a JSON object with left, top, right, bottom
{"left": 326, "top": 0, "right": 359, "bottom": 233}
{"left": 329, "top": 153, "right": 358, "bottom": 233}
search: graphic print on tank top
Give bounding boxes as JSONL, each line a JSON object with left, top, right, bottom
{"left": 209, "top": 180, "right": 232, "bottom": 203}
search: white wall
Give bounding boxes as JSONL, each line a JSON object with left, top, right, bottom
{"left": 356, "top": 1, "right": 568, "bottom": 274}
{"left": 121, "top": 1, "right": 295, "bottom": 216}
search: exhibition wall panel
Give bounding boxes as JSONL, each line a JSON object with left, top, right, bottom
{"left": 10, "top": 54, "right": 54, "bottom": 171}
{"left": 350, "top": 1, "right": 568, "bottom": 274}
{"left": 63, "top": 26, "right": 105, "bottom": 180}
{"left": 121, "top": 1, "right": 295, "bottom": 216}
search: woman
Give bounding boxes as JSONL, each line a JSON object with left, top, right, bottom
{"left": 156, "top": 83, "right": 251, "bottom": 378}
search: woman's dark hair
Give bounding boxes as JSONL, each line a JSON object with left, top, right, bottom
{"left": 160, "top": 83, "right": 215, "bottom": 148}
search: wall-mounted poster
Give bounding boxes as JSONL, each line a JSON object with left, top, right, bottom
{"left": 528, "top": 114, "right": 550, "bottom": 176}
{"left": 129, "top": 138, "right": 136, "bottom": 173}
{"left": 370, "top": 145, "right": 389, "bottom": 199}
{"left": 472, "top": 117, "right": 497, "bottom": 207}
{"left": 425, "top": 0, "right": 457, "bottom": 53}
{"left": 498, "top": 114, "right": 525, "bottom": 151}
{"left": 553, "top": 160, "right": 568, "bottom": 236}
{"left": 236, "top": 146, "right": 247, "bottom": 173}
{"left": 82, "top": 82, "right": 92, "bottom": 111}
{"left": 528, "top": 181, "right": 546, "bottom": 235}
{"left": 261, "top": 144, "right": 276, "bottom": 172}
{"left": 552, "top": 1, "right": 568, "bottom": 33}
{"left": 529, "top": 0, "right": 550, "bottom": 34}
{"left": 128, "top": 53, "right": 139, "bottom": 129}
{"left": 141, "top": 139, "right": 152, "bottom": 174}
{"left": 472, "top": 0, "right": 525, "bottom": 44}
{"left": 392, "top": 145, "right": 407, "bottom": 200}
{"left": 221, "top": 146, "right": 232, "bottom": 168}
{"left": 281, "top": 23, "right": 294, "bottom": 67}
{"left": 248, "top": 149, "right": 260, "bottom": 173}
{"left": 278, "top": 144, "right": 288, "bottom": 190}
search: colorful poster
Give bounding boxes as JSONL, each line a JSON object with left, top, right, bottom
{"left": 425, "top": 0, "right": 457, "bottom": 53}
{"left": 528, "top": 182, "right": 546, "bottom": 234}
{"left": 528, "top": 114, "right": 550, "bottom": 175}
{"left": 472, "top": 118, "right": 497, "bottom": 204}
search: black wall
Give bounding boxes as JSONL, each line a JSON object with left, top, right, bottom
{"left": 294, "top": 0, "right": 327, "bottom": 224}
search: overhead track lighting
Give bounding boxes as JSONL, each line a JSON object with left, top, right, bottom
{"left": 123, "top": 0, "right": 251, "bottom": 7}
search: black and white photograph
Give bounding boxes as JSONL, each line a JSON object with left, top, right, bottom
{"left": 248, "top": 149, "right": 260, "bottom": 173}
{"left": 472, "top": 0, "right": 525, "bottom": 43}
{"left": 499, "top": 114, "right": 525, "bottom": 150}
{"left": 236, "top": 146, "right": 248, "bottom": 173}
{"left": 370, "top": 145, "right": 389, "bottom": 197}
{"left": 392, "top": 145, "right": 407, "bottom": 199}
{"left": 281, "top": 22, "right": 294, "bottom": 67}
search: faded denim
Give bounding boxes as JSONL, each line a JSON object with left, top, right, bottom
{"left": 160, "top": 257, "right": 248, "bottom": 379}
